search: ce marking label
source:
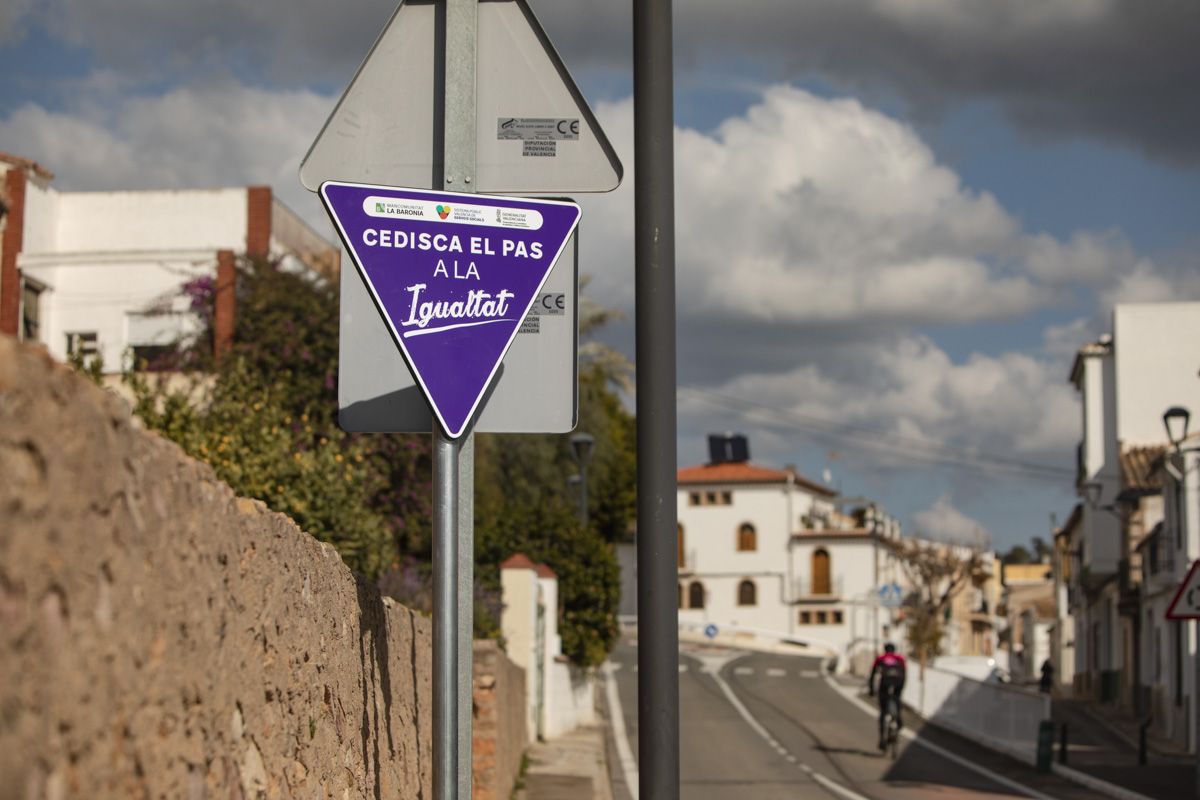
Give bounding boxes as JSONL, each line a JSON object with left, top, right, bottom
{"left": 497, "top": 117, "right": 580, "bottom": 141}
{"left": 530, "top": 292, "right": 566, "bottom": 316}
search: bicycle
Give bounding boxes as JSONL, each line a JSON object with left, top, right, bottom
{"left": 881, "top": 694, "right": 900, "bottom": 760}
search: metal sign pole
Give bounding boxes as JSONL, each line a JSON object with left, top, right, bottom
{"left": 433, "top": 432, "right": 461, "bottom": 800}
{"left": 440, "top": 0, "right": 478, "bottom": 798}
{"left": 633, "top": 0, "right": 680, "bottom": 797}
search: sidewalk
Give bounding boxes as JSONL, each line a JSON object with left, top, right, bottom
{"left": 1050, "top": 698, "right": 1196, "bottom": 800}
{"left": 516, "top": 725, "right": 613, "bottom": 800}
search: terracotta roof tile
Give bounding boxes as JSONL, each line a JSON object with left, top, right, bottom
{"left": 677, "top": 461, "right": 836, "bottom": 496}
{"left": 534, "top": 563, "right": 557, "bottom": 579}
{"left": 1120, "top": 445, "right": 1168, "bottom": 492}
{"left": 500, "top": 553, "right": 536, "bottom": 570}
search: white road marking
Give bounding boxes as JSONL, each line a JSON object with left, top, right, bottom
{"left": 603, "top": 661, "right": 640, "bottom": 800}
{"left": 818, "top": 664, "right": 1059, "bottom": 800}
{"left": 799, "top": 670, "right": 820, "bottom": 678}
{"left": 734, "top": 666, "right": 754, "bottom": 675}
{"left": 679, "top": 664, "right": 688, "bottom": 673}
{"left": 767, "top": 668, "right": 787, "bottom": 677}
{"left": 712, "top": 658, "right": 870, "bottom": 800}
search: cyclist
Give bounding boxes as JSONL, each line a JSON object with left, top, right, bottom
{"left": 867, "top": 642, "right": 907, "bottom": 751}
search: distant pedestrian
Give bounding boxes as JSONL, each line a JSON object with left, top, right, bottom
{"left": 1039, "top": 659, "right": 1054, "bottom": 694}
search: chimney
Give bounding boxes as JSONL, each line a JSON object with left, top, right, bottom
{"left": 708, "top": 433, "right": 750, "bottom": 465}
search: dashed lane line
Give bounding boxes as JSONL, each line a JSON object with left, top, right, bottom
{"left": 709, "top": 664, "right": 871, "bottom": 800}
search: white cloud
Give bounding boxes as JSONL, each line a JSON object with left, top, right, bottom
{"left": 0, "top": 81, "right": 334, "bottom": 231}
{"left": 0, "top": 0, "right": 33, "bottom": 44}
{"left": 912, "top": 494, "right": 992, "bottom": 547}
{"left": 679, "top": 334, "right": 1080, "bottom": 466}
{"left": 582, "top": 88, "right": 1046, "bottom": 331}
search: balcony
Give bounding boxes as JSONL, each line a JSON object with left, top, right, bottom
{"left": 793, "top": 576, "right": 844, "bottom": 601}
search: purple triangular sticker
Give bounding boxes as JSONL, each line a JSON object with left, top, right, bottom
{"left": 321, "top": 182, "right": 580, "bottom": 438}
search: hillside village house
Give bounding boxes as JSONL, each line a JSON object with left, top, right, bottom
{"left": 1065, "top": 302, "right": 1200, "bottom": 750}
{"left": 0, "top": 152, "right": 338, "bottom": 370}
{"left": 673, "top": 434, "right": 907, "bottom": 668}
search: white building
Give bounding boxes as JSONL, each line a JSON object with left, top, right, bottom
{"left": 0, "top": 151, "right": 338, "bottom": 367}
{"left": 1067, "top": 303, "right": 1200, "bottom": 723}
{"left": 500, "top": 554, "right": 596, "bottom": 741}
{"left": 674, "top": 434, "right": 903, "bottom": 667}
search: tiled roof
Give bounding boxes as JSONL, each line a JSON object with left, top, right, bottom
{"left": 500, "top": 553, "right": 536, "bottom": 570}
{"left": 0, "top": 151, "right": 54, "bottom": 180}
{"left": 677, "top": 461, "right": 836, "bottom": 496}
{"left": 534, "top": 563, "right": 557, "bottom": 579}
{"left": 1120, "top": 445, "right": 1168, "bottom": 492}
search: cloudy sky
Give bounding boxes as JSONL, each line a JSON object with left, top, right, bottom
{"left": 4, "top": 0, "right": 1199, "bottom": 549}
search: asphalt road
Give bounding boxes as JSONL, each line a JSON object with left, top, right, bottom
{"left": 602, "top": 637, "right": 1090, "bottom": 800}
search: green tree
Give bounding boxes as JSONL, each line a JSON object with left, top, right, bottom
{"left": 126, "top": 256, "right": 431, "bottom": 577}
{"left": 472, "top": 283, "right": 635, "bottom": 664}
{"left": 886, "top": 536, "right": 986, "bottom": 667}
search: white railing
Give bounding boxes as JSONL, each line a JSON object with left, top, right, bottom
{"left": 902, "top": 663, "right": 1050, "bottom": 764}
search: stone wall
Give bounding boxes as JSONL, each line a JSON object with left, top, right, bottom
{"left": 472, "top": 641, "right": 526, "bottom": 800}
{"left": 0, "top": 337, "right": 434, "bottom": 798}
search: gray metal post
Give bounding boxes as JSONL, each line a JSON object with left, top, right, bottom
{"left": 440, "top": 0, "right": 478, "bottom": 798}
{"left": 433, "top": 432, "right": 460, "bottom": 800}
{"left": 633, "top": 0, "right": 679, "bottom": 797}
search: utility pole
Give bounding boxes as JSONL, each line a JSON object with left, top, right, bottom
{"left": 634, "top": 0, "right": 679, "bottom": 796}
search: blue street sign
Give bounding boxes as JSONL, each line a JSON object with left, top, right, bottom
{"left": 704, "top": 623, "right": 719, "bottom": 639}
{"left": 878, "top": 582, "right": 903, "bottom": 609}
{"left": 321, "top": 182, "right": 581, "bottom": 438}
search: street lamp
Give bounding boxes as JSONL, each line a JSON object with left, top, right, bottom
{"left": 1164, "top": 406, "right": 1191, "bottom": 450}
{"left": 569, "top": 432, "right": 595, "bottom": 526}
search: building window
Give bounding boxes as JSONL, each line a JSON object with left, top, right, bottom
{"left": 737, "top": 579, "right": 757, "bottom": 606}
{"left": 812, "top": 548, "right": 831, "bottom": 594}
{"left": 799, "top": 610, "right": 811, "bottom": 625}
{"left": 816, "top": 610, "right": 828, "bottom": 624}
{"left": 688, "top": 490, "right": 732, "bottom": 507}
{"left": 678, "top": 583, "right": 685, "bottom": 609}
{"left": 677, "top": 523, "right": 686, "bottom": 568}
{"left": 688, "top": 581, "right": 705, "bottom": 610}
{"left": 66, "top": 332, "right": 99, "bottom": 362}
{"left": 737, "top": 523, "right": 757, "bottom": 552}
{"left": 20, "top": 280, "right": 43, "bottom": 342}
{"left": 833, "top": 610, "right": 844, "bottom": 624}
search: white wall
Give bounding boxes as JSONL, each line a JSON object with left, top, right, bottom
{"left": 1114, "top": 303, "right": 1200, "bottom": 446}
{"left": 677, "top": 482, "right": 794, "bottom": 633}
{"left": 44, "top": 189, "right": 248, "bottom": 254}
{"left": 22, "top": 256, "right": 211, "bottom": 368}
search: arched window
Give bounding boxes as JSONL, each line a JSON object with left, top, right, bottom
{"left": 688, "top": 581, "right": 705, "bottom": 610}
{"left": 678, "top": 523, "right": 686, "bottom": 568}
{"left": 737, "top": 579, "right": 757, "bottom": 606}
{"left": 678, "top": 583, "right": 685, "bottom": 609}
{"left": 737, "top": 523, "right": 757, "bottom": 552}
{"left": 812, "top": 548, "right": 831, "bottom": 595}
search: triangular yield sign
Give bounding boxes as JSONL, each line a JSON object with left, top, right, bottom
{"left": 320, "top": 181, "right": 580, "bottom": 438}
{"left": 300, "top": 0, "right": 621, "bottom": 194}
{"left": 1167, "top": 559, "right": 1200, "bottom": 620}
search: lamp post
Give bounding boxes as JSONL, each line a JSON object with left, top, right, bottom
{"left": 1161, "top": 406, "right": 1200, "bottom": 796}
{"left": 1165, "top": 406, "right": 1191, "bottom": 451}
{"left": 570, "top": 432, "right": 595, "bottom": 527}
